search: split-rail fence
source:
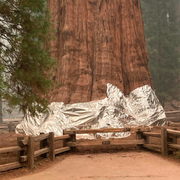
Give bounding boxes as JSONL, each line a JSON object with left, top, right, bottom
{"left": 0, "top": 127, "right": 180, "bottom": 172}
{"left": 0, "top": 121, "right": 21, "bottom": 133}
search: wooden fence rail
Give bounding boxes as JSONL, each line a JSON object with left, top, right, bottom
{"left": 64, "top": 127, "right": 151, "bottom": 135}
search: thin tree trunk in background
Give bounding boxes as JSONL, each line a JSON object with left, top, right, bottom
{"left": 48, "top": 0, "right": 153, "bottom": 104}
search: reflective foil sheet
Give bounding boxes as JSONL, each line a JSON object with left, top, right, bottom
{"left": 15, "top": 84, "right": 166, "bottom": 139}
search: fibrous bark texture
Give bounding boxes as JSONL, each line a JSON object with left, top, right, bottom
{"left": 48, "top": 0, "right": 153, "bottom": 104}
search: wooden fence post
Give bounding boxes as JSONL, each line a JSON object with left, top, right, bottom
{"left": 136, "top": 129, "right": 142, "bottom": 150}
{"left": 17, "top": 137, "right": 25, "bottom": 163}
{"left": 170, "top": 128, "right": 177, "bottom": 144}
{"left": 161, "top": 127, "right": 168, "bottom": 156}
{"left": 40, "top": 133, "right": 48, "bottom": 158}
{"left": 144, "top": 136, "right": 149, "bottom": 144}
{"left": 171, "top": 136, "right": 177, "bottom": 144}
{"left": 168, "top": 129, "right": 177, "bottom": 154}
{"left": 8, "top": 122, "right": 13, "bottom": 132}
{"left": 49, "top": 132, "right": 55, "bottom": 161}
{"left": 63, "top": 130, "right": 68, "bottom": 147}
{"left": 28, "top": 136, "right": 34, "bottom": 169}
{"left": 142, "top": 133, "right": 149, "bottom": 151}
{"left": 168, "top": 137, "right": 177, "bottom": 155}
{"left": 70, "top": 131, "right": 76, "bottom": 152}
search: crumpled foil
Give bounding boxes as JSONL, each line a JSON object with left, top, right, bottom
{"left": 15, "top": 84, "right": 166, "bottom": 139}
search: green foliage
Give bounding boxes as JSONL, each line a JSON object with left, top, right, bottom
{"left": 0, "top": 0, "right": 56, "bottom": 117}
{"left": 141, "top": 0, "right": 180, "bottom": 106}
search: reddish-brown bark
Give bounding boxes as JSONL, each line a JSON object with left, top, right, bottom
{"left": 48, "top": 0, "right": 153, "bottom": 104}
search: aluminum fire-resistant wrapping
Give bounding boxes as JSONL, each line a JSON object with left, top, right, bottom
{"left": 15, "top": 84, "right": 166, "bottom": 139}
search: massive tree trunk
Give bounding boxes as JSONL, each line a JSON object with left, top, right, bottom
{"left": 48, "top": 0, "right": 153, "bottom": 104}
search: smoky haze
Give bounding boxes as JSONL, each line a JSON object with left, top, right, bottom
{"left": 141, "top": 0, "right": 180, "bottom": 107}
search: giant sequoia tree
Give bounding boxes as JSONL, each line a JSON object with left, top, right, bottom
{"left": 48, "top": 0, "right": 153, "bottom": 104}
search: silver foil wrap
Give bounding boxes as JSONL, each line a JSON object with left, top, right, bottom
{"left": 15, "top": 84, "right": 166, "bottom": 139}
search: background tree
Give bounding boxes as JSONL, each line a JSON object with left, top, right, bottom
{"left": 141, "top": 0, "right": 180, "bottom": 106}
{"left": 0, "top": 0, "right": 56, "bottom": 117}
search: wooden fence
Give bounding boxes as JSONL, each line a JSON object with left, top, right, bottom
{"left": 1, "top": 127, "right": 180, "bottom": 172}
{"left": 141, "top": 127, "right": 180, "bottom": 156}
{"left": 0, "top": 121, "right": 20, "bottom": 133}
{"left": 63, "top": 127, "right": 150, "bottom": 149}
{"left": 0, "top": 132, "right": 71, "bottom": 172}
{"left": 166, "top": 111, "right": 180, "bottom": 122}
{"left": 64, "top": 127, "right": 180, "bottom": 156}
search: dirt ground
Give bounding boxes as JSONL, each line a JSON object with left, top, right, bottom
{"left": 12, "top": 151, "right": 180, "bottom": 180}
